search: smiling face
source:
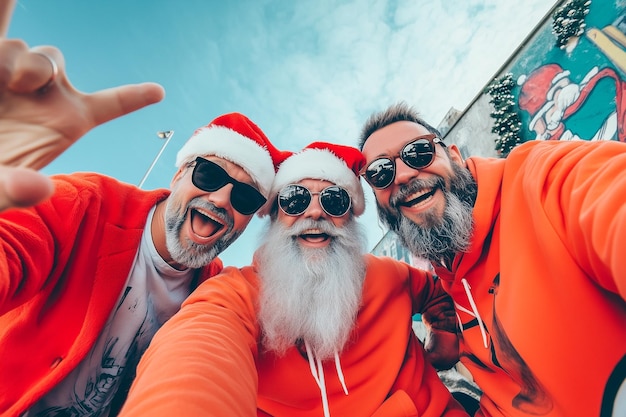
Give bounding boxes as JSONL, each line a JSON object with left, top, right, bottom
{"left": 362, "top": 121, "right": 477, "bottom": 263}
{"left": 362, "top": 121, "right": 462, "bottom": 225}
{"left": 257, "top": 177, "right": 366, "bottom": 359}
{"left": 159, "top": 156, "right": 257, "bottom": 269}
{"left": 276, "top": 178, "right": 351, "bottom": 249}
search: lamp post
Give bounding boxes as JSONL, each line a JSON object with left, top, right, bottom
{"left": 138, "top": 130, "right": 175, "bottom": 189}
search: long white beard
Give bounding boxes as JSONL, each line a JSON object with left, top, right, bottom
{"left": 256, "top": 217, "right": 367, "bottom": 360}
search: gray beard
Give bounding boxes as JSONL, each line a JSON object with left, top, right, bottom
{"left": 256, "top": 217, "right": 367, "bottom": 360}
{"left": 377, "top": 162, "right": 477, "bottom": 265}
{"left": 164, "top": 196, "right": 236, "bottom": 269}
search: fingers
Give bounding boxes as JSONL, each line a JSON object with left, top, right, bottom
{"left": 31, "top": 50, "right": 58, "bottom": 93}
{"left": 0, "top": 166, "right": 54, "bottom": 212}
{"left": 8, "top": 46, "right": 64, "bottom": 93}
{"left": 0, "top": 0, "right": 16, "bottom": 37}
{"left": 85, "top": 82, "right": 165, "bottom": 126}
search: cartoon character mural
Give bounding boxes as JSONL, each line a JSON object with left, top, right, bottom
{"left": 517, "top": 63, "right": 624, "bottom": 141}
{"left": 515, "top": 10, "right": 626, "bottom": 142}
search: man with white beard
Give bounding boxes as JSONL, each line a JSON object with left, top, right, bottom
{"left": 119, "top": 141, "right": 469, "bottom": 417}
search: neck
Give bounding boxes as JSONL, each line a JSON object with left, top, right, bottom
{"left": 152, "top": 199, "right": 186, "bottom": 270}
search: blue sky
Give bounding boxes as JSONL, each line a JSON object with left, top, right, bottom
{"left": 10, "top": 0, "right": 555, "bottom": 267}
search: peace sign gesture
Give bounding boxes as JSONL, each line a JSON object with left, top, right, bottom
{"left": 0, "top": 0, "right": 164, "bottom": 211}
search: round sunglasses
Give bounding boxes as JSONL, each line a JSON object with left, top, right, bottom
{"left": 361, "top": 134, "right": 445, "bottom": 189}
{"left": 190, "top": 157, "right": 266, "bottom": 215}
{"left": 277, "top": 184, "right": 352, "bottom": 217}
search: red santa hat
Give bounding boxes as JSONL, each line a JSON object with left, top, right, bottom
{"left": 262, "top": 141, "right": 366, "bottom": 216}
{"left": 517, "top": 64, "right": 570, "bottom": 130}
{"left": 175, "top": 112, "right": 284, "bottom": 198}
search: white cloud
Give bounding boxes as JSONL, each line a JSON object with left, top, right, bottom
{"left": 216, "top": 0, "right": 557, "bottom": 266}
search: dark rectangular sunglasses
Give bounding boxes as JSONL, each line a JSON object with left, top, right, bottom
{"left": 361, "top": 133, "right": 445, "bottom": 189}
{"left": 278, "top": 184, "right": 351, "bottom": 217}
{"left": 191, "top": 157, "right": 267, "bottom": 215}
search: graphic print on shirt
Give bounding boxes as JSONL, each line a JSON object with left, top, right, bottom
{"left": 459, "top": 274, "right": 553, "bottom": 415}
{"left": 33, "top": 286, "right": 157, "bottom": 417}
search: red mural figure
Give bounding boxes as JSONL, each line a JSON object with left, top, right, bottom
{"left": 517, "top": 63, "right": 626, "bottom": 142}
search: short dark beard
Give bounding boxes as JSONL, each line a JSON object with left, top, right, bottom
{"left": 376, "top": 162, "right": 477, "bottom": 265}
{"left": 164, "top": 196, "right": 236, "bottom": 269}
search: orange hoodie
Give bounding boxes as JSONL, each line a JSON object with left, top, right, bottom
{"left": 435, "top": 140, "right": 626, "bottom": 417}
{"left": 120, "top": 254, "right": 469, "bottom": 417}
{"left": 0, "top": 173, "right": 222, "bottom": 416}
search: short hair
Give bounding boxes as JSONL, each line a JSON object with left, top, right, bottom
{"left": 358, "top": 101, "right": 442, "bottom": 150}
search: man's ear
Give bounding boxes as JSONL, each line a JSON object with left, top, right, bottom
{"left": 170, "top": 165, "right": 187, "bottom": 188}
{"left": 446, "top": 144, "right": 465, "bottom": 165}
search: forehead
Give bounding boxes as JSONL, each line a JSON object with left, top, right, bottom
{"left": 362, "top": 121, "right": 432, "bottom": 158}
{"left": 294, "top": 178, "right": 335, "bottom": 191}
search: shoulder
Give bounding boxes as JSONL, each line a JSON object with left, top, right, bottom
{"left": 503, "top": 140, "right": 626, "bottom": 183}
{"left": 50, "top": 172, "right": 169, "bottom": 210}
{"left": 365, "top": 254, "right": 425, "bottom": 277}
{"left": 508, "top": 139, "right": 626, "bottom": 163}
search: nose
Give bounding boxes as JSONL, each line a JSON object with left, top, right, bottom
{"left": 207, "top": 183, "right": 233, "bottom": 211}
{"left": 303, "top": 194, "right": 325, "bottom": 219}
{"left": 393, "top": 157, "right": 418, "bottom": 186}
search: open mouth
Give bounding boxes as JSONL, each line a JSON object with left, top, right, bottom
{"left": 190, "top": 208, "right": 224, "bottom": 239}
{"left": 400, "top": 186, "right": 438, "bottom": 208}
{"left": 299, "top": 228, "right": 331, "bottom": 244}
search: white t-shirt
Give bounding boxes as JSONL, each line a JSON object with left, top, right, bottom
{"left": 27, "top": 207, "right": 195, "bottom": 417}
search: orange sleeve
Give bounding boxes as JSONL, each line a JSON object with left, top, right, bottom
{"left": 119, "top": 266, "right": 260, "bottom": 416}
{"left": 405, "top": 263, "right": 460, "bottom": 370}
{"left": 561, "top": 141, "right": 626, "bottom": 300}
{"left": 0, "top": 179, "right": 75, "bottom": 313}
{"left": 410, "top": 267, "right": 457, "bottom": 334}
{"left": 512, "top": 140, "right": 626, "bottom": 300}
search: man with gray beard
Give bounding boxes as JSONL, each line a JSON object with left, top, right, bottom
{"left": 119, "top": 141, "right": 468, "bottom": 417}
{"left": 358, "top": 102, "right": 626, "bottom": 417}
{"left": 0, "top": 41, "right": 288, "bottom": 417}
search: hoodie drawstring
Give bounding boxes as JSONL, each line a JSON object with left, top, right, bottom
{"left": 304, "top": 340, "right": 349, "bottom": 417}
{"left": 333, "top": 352, "right": 349, "bottom": 395}
{"left": 454, "top": 278, "right": 488, "bottom": 349}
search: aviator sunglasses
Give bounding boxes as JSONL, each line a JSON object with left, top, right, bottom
{"left": 190, "top": 157, "right": 267, "bottom": 215}
{"left": 278, "top": 184, "right": 352, "bottom": 217}
{"left": 361, "top": 133, "right": 446, "bottom": 189}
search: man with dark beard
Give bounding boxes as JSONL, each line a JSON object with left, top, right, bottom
{"left": 358, "top": 102, "right": 626, "bottom": 417}
{"left": 119, "top": 142, "right": 469, "bottom": 417}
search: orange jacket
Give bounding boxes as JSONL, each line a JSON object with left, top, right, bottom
{"left": 436, "top": 140, "right": 626, "bottom": 417}
{"left": 0, "top": 173, "right": 222, "bottom": 416}
{"left": 120, "top": 254, "right": 469, "bottom": 417}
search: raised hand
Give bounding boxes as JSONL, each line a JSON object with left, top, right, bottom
{"left": 0, "top": 0, "right": 165, "bottom": 211}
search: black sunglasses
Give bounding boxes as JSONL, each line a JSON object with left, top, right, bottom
{"left": 277, "top": 184, "right": 352, "bottom": 217}
{"left": 361, "top": 134, "right": 445, "bottom": 189}
{"left": 190, "top": 157, "right": 266, "bottom": 215}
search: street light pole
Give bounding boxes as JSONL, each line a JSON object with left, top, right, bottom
{"left": 138, "top": 130, "right": 175, "bottom": 189}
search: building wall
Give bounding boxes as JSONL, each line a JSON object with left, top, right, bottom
{"left": 445, "top": 0, "right": 626, "bottom": 156}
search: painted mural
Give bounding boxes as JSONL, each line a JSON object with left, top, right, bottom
{"left": 508, "top": 0, "right": 626, "bottom": 144}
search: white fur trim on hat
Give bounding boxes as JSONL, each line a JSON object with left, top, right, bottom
{"left": 268, "top": 148, "right": 365, "bottom": 216}
{"left": 175, "top": 126, "right": 275, "bottom": 198}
